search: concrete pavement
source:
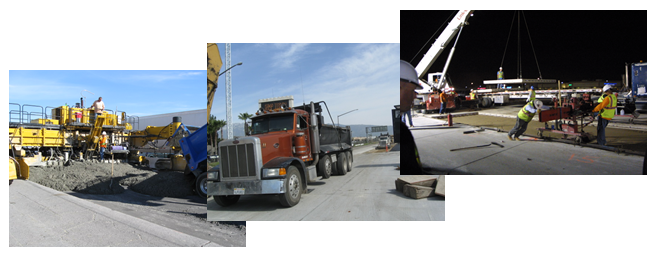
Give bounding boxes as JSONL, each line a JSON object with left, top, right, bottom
{"left": 9, "top": 180, "right": 223, "bottom": 247}
{"left": 207, "top": 145, "right": 445, "bottom": 221}
{"left": 405, "top": 115, "right": 644, "bottom": 175}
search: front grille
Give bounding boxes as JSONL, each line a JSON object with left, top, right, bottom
{"left": 220, "top": 143, "right": 257, "bottom": 179}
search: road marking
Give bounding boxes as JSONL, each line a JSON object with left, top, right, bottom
{"left": 568, "top": 154, "right": 598, "bottom": 163}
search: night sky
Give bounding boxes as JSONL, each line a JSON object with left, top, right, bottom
{"left": 401, "top": 10, "right": 647, "bottom": 89}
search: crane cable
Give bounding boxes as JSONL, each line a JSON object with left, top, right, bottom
{"left": 499, "top": 11, "right": 517, "bottom": 70}
{"left": 499, "top": 11, "right": 544, "bottom": 80}
{"left": 409, "top": 10, "right": 458, "bottom": 64}
{"left": 521, "top": 10, "right": 544, "bottom": 79}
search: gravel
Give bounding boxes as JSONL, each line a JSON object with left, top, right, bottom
{"left": 29, "top": 161, "right": 196, "bottom": 197}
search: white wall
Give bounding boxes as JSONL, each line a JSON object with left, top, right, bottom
{"left": 130, "top": 109, "right": 206, "bottom": 131}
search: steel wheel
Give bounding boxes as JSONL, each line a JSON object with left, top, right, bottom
{"left": 195, "top": 172, "right": 208, "bottom": 198}
{"left": 318, "top": 155, "right": 331, "bottom": 179}
{"left": 278, "top": 166, "right": 302, "bottom": 207}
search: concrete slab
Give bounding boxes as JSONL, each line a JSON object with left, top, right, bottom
{"left": 409, "top": 116, "right": 643, "bottom": 175}
{"left": 435, "top": 175, "right": 445, "bottom": 196}
{"left": 9, "top": 180, "right": 223, "bottom": 247}
{"left": 403, "top": 184, "right": 436, "bottom": 199}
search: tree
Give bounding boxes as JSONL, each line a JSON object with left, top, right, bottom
{"left": 238, "top": 112, "right": 253, "bottom": 135}
{"left": 207, "top": 115, "right": 226, "bottom": 149}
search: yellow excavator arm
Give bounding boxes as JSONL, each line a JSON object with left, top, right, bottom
{"left": 207, "top": 43, "right": 223, "bottom": 120}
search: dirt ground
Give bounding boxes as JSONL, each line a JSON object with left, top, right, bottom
{"left": 452, "top": 115, "right": 647, "bottom": 153}
{"left": 28, "top": 161, "right": 196, "bottom": 197}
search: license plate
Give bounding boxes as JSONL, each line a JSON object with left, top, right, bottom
{"left": 234, "top": 188, "right": 245, "bottom": 195}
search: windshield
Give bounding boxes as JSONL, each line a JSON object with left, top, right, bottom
{"left": 251, "top": 114, "right": 294, "bottom": 134}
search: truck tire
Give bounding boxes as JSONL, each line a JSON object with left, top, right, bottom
{"left": 318, "top": 155, "right": 332, "bottom": 179}
{"left": 278, "top": 165, "right": 302, "bottom": 207}
{"left": 336, "top": 153, "right": 348, "bottom": 175}
{"left": 195, "top": 172, "right": 208, "bottom": 198}
{"left": 346, "top": 151, "right": 353, "bottom": 172}
{"left": 214, "top": 195, "right": 240, "bottom": 207}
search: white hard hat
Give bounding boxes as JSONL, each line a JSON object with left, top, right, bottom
{"left": 533, "top": 99, "right": 543, "bottom": 110}
{"left": 603, "top": 85, "right": 613, "bottom": 92}
{"left": 102, "top": 131, "right": 107, "bottom": 135}
{"left": 499, "top": 67, "right": 503, "bottom": 70}
{"left": 400, "top": 60, "right": 422, "bottom": 89}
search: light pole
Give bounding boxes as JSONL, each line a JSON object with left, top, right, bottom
{"left": 219, "top": 62, "right": 243, "bottom": 77}
{"left": 337, "top": 109, "right": 358, "bottom": 127}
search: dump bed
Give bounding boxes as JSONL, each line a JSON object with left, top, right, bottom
{"left": 319, "top": 124, "right": 351, "bottom": 153}
{"left": 179, "top": 123, "right": 207, "bottom": 173}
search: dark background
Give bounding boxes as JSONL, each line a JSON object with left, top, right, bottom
{"left": 401, "top": 10, "right": 647, "bottom": 90}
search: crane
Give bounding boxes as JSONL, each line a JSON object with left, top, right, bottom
{"left": 414, "top": 10, "right": 474, "bottom": 92}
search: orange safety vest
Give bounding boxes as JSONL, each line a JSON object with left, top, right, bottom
{"left": 100, "top": 136, "right": 107, "bottom": 148}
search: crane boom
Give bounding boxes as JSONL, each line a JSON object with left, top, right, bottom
{"left": 415, "top": 10, "right": 474, "bottom": 79}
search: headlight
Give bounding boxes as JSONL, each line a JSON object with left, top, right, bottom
{"left": 208, "top": 172, "right": 218, "bottom": 180}
{"left": 262, "top": 168, "right": 287, "bottom": 177}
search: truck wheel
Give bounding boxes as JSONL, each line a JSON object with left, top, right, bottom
{"left": 336, "top": 153, "right": 348, "bottom": 175}
{"left": 318, "top": 155, "right": 331, "bottom": 179}
{"left": 214, "top": 195, "right": 240, "bottom": 207}
{"left": 278, "top": 166, "right": 302, "bottom": 207}
{"left": 346, "top": 151, "right": 353, "bottom": 172}
{"left": 195, "top": 172, "right": 208, "bottom": 198}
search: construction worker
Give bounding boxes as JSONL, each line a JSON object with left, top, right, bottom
{"left": 508, "top": 99, "right": 543, "bottom": 141}
{"left": 497, "top": 67, "right": 504, "bottom": 89}
{"left": 400, "top": 60, "right": 423, "bottom": 175}
{"left": 470, "top": 89, "right": 476, "bottom": 100}
{"left": 439, "top": 89, "right": 447, "bottom": 114}
{"left": 89, "top": 97, "right": 105, "bottom": 124}
{"left": 99, "top": 131, "right": 108, "bottom": 162}
{"left": 592, "top": 85, "right": 616, "bottom": 146}
{"left": 527, "top": 86, "right": 536, "bottom": 102}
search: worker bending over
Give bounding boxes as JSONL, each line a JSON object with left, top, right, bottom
{"left": 508, "top": 99, "right": 543, "bottom": 141}
{"left": 592, "top": 85, "right": 616, "bottom": 146}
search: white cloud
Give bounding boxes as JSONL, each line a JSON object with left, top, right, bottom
{"left": 272, "top": 44, "right": 311, "bottom": 69}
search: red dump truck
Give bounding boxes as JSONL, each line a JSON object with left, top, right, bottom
{"left": 207, "top": 101, "right": 353, "bottom": 207}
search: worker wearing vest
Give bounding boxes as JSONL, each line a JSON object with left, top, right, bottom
{"left": 527, "top": 86, "right": 536, "bottom": 102}
{"left": 100, "top": 131, "right": 108, "bottom": 161}
{"left": 508, "top": 99, "right": 543, "bottom": 141}
{"left": 470, "top": 89, "right": 476, "bottom": 100}
{"left": 497, "top": 67, "right": 504, "bottom": 89}
{"left": 439, "top": 89, "right": 447, "bottom": 114}
{"left": 592, "top": 85, "right": 617, "bottom": 146}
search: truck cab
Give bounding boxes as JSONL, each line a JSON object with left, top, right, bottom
{"left": 207, "top": 101, "right": 353, "bottom": 207}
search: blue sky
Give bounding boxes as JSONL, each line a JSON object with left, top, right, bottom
{"left": 8, "top": 70, "right": 205, "bottom": 118}
{"left": 211, "top": 43, "right": 399, "bottom": 126}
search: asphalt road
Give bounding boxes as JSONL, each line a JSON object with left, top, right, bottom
{"left": 207, "top": 144, "right": 446, "bottom": 221}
